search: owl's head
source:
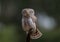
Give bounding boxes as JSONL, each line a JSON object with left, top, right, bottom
{"left": 22, "top": 8, "right": 35, "bottom": 17}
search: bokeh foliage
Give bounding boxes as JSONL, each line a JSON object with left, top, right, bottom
{"left": 0, "top": 0, "right": 60, "bottom": 42}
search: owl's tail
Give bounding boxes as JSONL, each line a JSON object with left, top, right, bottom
{"left": 30, "top": 29, "right": 42, "bottom": 39}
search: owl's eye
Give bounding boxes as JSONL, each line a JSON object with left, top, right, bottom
{"left": 23, "top": 11, "right": 26, "bottom": 14}
{"left": 29, "top": 11, "right": 33, "bottom": 13}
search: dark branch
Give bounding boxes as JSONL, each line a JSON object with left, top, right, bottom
{"left": 26, "top": 29, "right": 32, "bottom": 42}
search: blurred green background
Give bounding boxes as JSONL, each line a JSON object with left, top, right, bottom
{"left": 0, "top": 0, "right": 60, "bottom": 42}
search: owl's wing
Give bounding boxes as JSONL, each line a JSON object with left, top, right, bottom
{"left": 30, "top": 17, "right": 42, "bottom": 39}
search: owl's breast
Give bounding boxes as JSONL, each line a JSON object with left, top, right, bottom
{"left": 23, "top": 18, "right": 36, "bottom": 32}
{"left": 24, "top": 19, "right": 31, "bottom": 31}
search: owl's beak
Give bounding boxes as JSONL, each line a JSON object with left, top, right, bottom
{"left": 24, "top": 11, "right": 30, "bottom": 17}
{"left": 26, "top": 13, "right": 30, "bottom": 16}
{"left": 24, "top": 13, "right": 29, "bottom": 16}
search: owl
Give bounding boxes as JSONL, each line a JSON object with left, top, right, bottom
{"left": 22, "top": 8, "right": 42, "bottom": 39}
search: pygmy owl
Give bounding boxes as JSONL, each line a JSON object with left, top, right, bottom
{"left": 22, "top": 8, "right": 42, "bottom": 39}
